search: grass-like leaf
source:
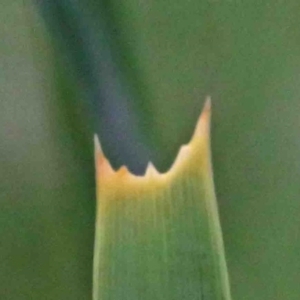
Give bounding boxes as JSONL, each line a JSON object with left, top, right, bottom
{"left": 93, "top": 98, "right": 231, "bottom": 300}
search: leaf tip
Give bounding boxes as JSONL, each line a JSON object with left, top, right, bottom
{"left": 94, "top": 134, "right": 102, "bottom": 156}
{"left": 145, "top": 162, "right": 159, "bottom": 177}
{"left": 116, "top": 165, "right": 130, "bottom": 176}
{"left": 192, "top": 96, "right": 211, "bottom": 143}
{"left": 94, "top": 97, "right": 212, "bottom": 190}
{"left": 94, "top": 134, "right": 114, "bottom": 177}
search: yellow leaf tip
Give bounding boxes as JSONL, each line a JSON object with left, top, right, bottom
{"left": 94, "top": 97, "right": 212, "bottom": 187}
{"left": 94, "top": 134, "right": 102, "bottom": 155}
{"left": 94, "top": 134, "right": 114, "bottom": 177}
{"left": 145, "top": 162, "right": 159, "bottom": 177}
{"left": 191, "top": 96, "right": 211, "bottom": 144}
{"left": 116, "top": 165, "right": 130, "bottom": 176}
{"left": 204, "top": 96, "right": 212, "bottom": 112}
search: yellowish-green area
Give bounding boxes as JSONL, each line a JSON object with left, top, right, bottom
{"left": 93, "top": 101, "right": 231, "bottom": 300}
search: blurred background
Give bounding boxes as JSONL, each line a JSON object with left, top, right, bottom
{"left": 1, "top": 0, "right": 300, "bottom": 299}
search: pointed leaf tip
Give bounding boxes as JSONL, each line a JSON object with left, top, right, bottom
{"left": 117, "top": 165, "right": 129, "bottom": 176}
{"left": 191, "top": 96, "right": 211, "bottom": 143}
{"left": 94, "top": 134, "right": 114, "bottom": 177}
{"left": 94, "top": 97, "right": 212, "bottom": 186}
{"left": 204, "top": 96, "right": 211, "bottom": 112}
{"left": 145, "top": 162, "right": 159, "bottom": 177}
{"left": 94, "top": 134, "right": 102, "bottom": 155}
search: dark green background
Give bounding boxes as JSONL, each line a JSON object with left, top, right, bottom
{"left": 1, "top": 0, "right": 299, "bottom": 299}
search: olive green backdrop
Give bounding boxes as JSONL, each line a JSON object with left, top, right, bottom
{"left": 1, "top": 0, "right": 299, "bottom": 299}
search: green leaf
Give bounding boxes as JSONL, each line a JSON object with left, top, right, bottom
{"left": 93, "top": 99, "right": 231, "bottom": 300}
{"left": 0, "top": 2, "right": 94, "bottom": 299}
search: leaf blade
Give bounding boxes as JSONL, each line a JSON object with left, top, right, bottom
{"left": 94, "top": 99, "right": 231, "bottom": 300}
